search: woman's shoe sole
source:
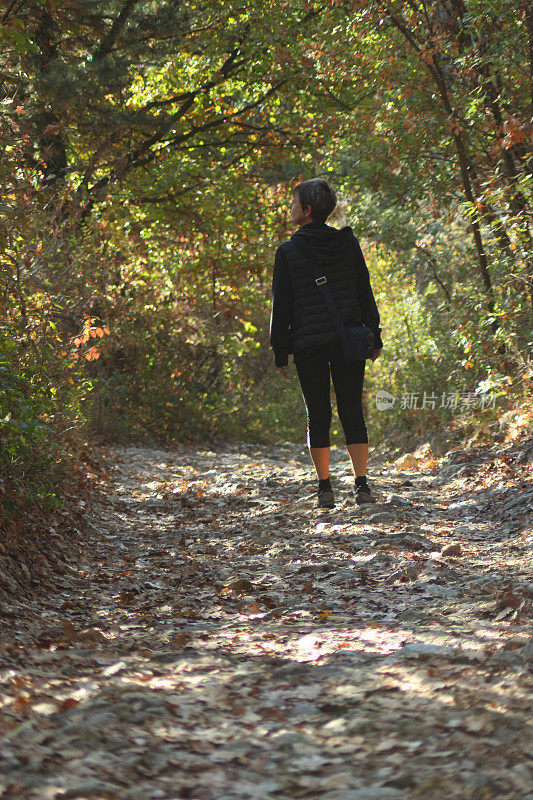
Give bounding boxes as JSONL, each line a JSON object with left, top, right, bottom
{"left": 355, "top": 491, "right": 376, "bottom": 505}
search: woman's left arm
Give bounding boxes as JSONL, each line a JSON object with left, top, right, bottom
{"left": 352, "top": 236, "right": 383, "bottom": 352}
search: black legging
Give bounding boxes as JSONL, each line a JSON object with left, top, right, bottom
{"left": 295, "top": 346, "right": 368, "bottom": 448}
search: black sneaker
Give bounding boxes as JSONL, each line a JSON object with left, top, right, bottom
{"left": 355, "top": 482, "right": 376, "bottom": 505}
{"left": 317, "top": 488, "right": 335, "bottom": 508}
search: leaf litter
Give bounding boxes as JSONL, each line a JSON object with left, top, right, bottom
{"left": 0, "top": 437, "right": 532, "bottom": 799}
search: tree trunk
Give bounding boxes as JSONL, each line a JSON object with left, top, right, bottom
{"left": 33, "top": 5, "right": 68, "bottom": 188}
{"left": 383, "top": 6, "right": 501, "bottom": 336}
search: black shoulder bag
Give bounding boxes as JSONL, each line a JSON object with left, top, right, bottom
{"left": 291, "top": 243, "right": 375, "bottom": 361}
{"left": 315, "top": 273, "right": 375, "bottom": 361}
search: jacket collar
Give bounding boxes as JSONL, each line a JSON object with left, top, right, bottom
{"left": 299, "top": 221, "right": 328, "bottom": 229}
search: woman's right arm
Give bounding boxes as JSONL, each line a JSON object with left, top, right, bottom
{"left": 269, "top": 245, "right": 293, "bottom": 368}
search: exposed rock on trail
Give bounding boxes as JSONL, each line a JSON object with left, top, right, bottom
{"left": 0, "top": 438, "right": 531, "bottom": 799}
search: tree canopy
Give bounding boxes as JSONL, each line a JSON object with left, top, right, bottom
{"left": 1, "top": 0, "right": 532, "bottom": 514}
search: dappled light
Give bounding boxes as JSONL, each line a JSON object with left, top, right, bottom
{"left": 1, "top": 0, "right": 532, "bottom": 797}
{"left": 1, "top": 441, "right": 531, "bottom": 798}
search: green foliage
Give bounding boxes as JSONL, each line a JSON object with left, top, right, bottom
{"left": 1, "top": 0, "right": 532, "bottom": 527}
{"left": 0, "top": 328, "right": 80, "bottom": 514}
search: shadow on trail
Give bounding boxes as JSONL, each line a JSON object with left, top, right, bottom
{"left": 1, "top": 442, "right": 531, "bottom": 800}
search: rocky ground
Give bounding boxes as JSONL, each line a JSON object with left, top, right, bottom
{"left": 0, "top": 437, "right": 532, "bottom": 800}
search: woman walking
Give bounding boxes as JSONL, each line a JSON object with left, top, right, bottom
{"left": 269, "top": 178, "right": 383, "bottom": 508}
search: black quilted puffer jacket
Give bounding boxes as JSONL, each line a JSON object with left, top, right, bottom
{"left": 269, "top": 221, "right": 383, "bottom": 367}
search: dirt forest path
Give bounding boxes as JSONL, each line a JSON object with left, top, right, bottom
{"left": 1, "top": 439, "right": 532, "bottom": 800}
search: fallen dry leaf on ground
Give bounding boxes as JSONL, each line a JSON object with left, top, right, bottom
{"left": 0, "top": 438, "right": 531, "bottom": 799}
